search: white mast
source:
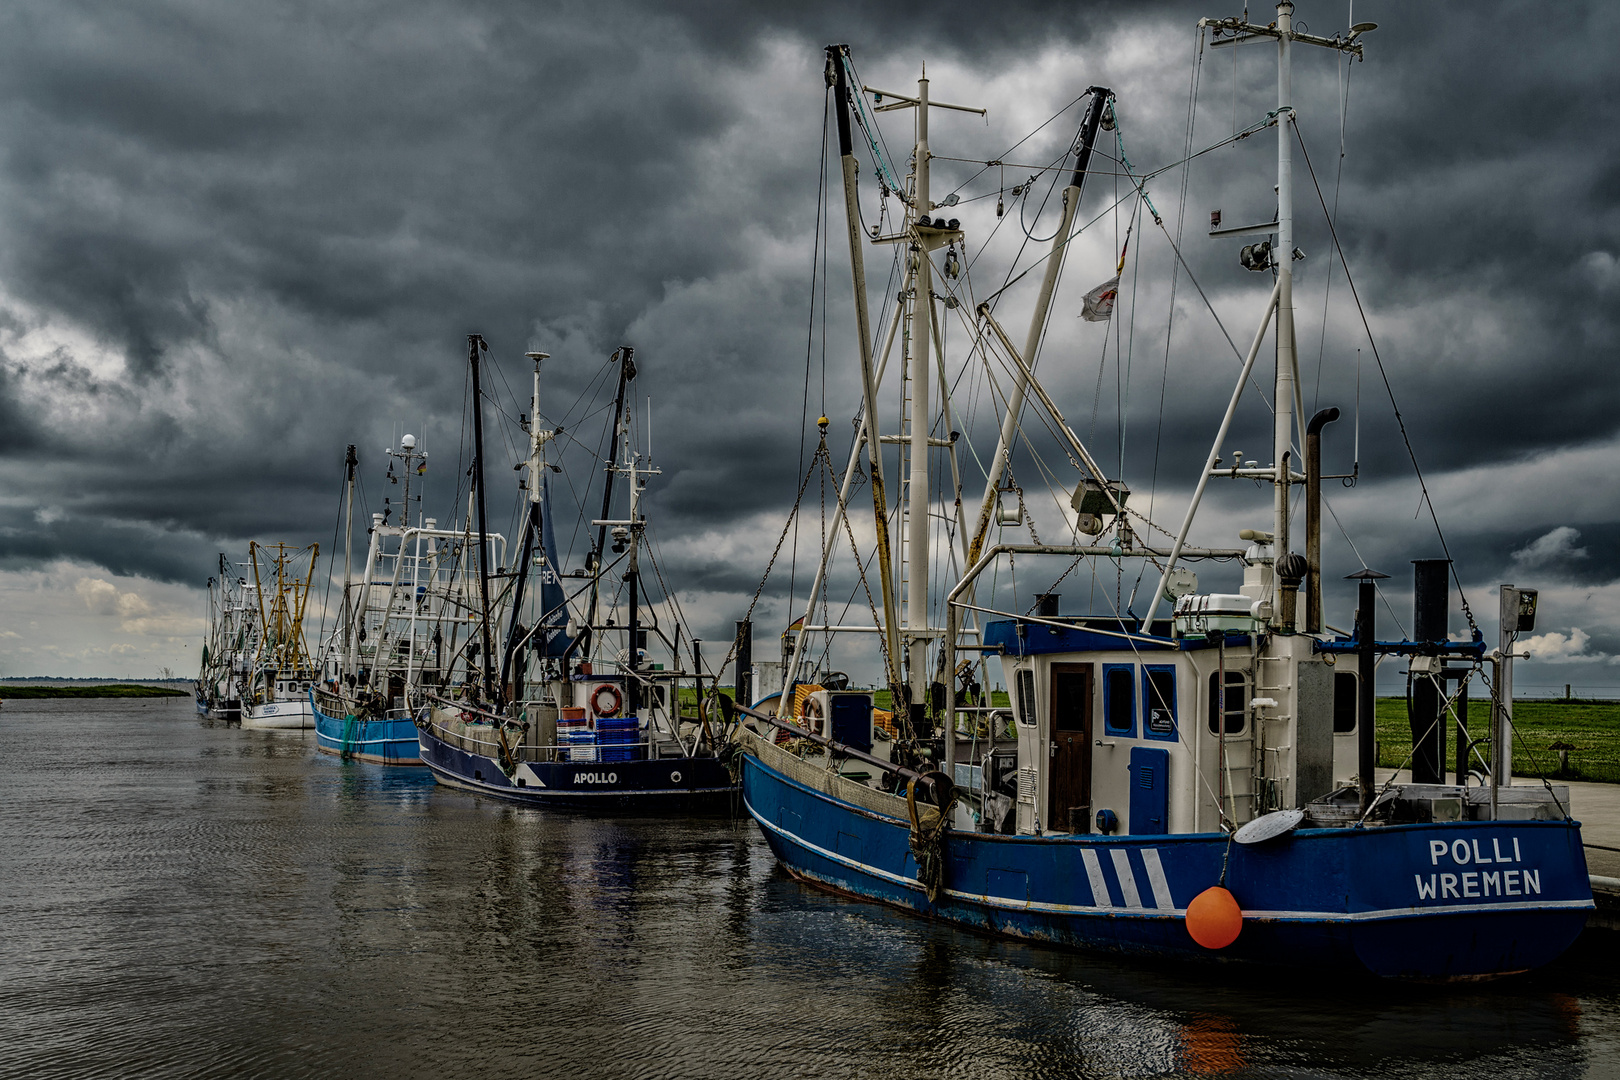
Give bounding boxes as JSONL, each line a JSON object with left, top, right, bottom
{"left": 1143, "top": 3, "right": 1370, "bottom": 627}
{"left": 526, "top": 352, "right": 553, "bottom": 501}
{"left": 1274, "top": 0, "right": 1297, "bottom": 557}
{"left": 906, "top": 66, "right": 933, "bottom": 718}
{"left": 859, "top": 65, "right": 984, "bottom": 727}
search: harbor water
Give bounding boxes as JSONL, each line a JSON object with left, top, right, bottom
{"left": 4, "top": 696, "right": 1619, "bottom": 1079}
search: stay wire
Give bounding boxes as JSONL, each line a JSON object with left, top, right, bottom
{"left": 1294, "top": 120, "right": 1477, "bottom": 633}
{"left": 790, "top": 88, "right": 833, "bottom": 612}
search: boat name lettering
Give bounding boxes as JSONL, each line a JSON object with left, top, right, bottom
{"left": 1427, "top": 836, "right": 1522, "bottom": 866}
{"left": 1415, "top": 868, "right": 1540, "bottom": 901}
{"left": 573, "top": 771, "right": 619, "bottom": 784}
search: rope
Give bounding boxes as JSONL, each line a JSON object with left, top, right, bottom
{"left": 906, "top": 775, "right": 957, "bottom": 902}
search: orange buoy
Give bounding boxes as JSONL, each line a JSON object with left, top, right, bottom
{"left": 1185, "top": 885, "right": 1243, "bottom": 949}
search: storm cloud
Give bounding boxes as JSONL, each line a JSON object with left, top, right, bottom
{"left": 0, "top": 0, "right": 1617, "bottom": 691}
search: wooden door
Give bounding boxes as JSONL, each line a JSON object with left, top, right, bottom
{"left": 1049, "top": 663, "right": 1094, "bottom": 833}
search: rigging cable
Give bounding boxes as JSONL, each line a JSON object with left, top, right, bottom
{"left": 789, "top": 89, "right": 833, "bottom": 617}
{"left": 1294, "top": 120, "right": 1478, "bottom": 633}
{"left": 1311, "top": 50, "right": 1354, "bottom": 414}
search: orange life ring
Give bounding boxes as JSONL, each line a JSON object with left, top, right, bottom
{"left": 592, "top": 683, "right": 623, "bottom": 718}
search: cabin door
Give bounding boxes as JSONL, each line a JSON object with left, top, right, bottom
{"left": 1048, "top": 663, "right": 1094, "bottom": 833}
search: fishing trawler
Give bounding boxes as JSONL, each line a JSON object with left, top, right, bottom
{"left": 239, "top": 541, "right": 320, "bottom": 729}
{"left": 195, "top": 554, "right": 260, "bottom": 722}
{"left": 734, "top": 12, "right": 1591, "bottom": 980}
{"left": 310, "top": 434, "right": 477, "bottom": 764}
{"left": 414, "top": 340, "right": 735, "bottom": 810}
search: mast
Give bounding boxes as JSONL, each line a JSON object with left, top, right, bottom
{"left": 468, "top": 334, "right": 496, "bottom": 705}
{"left": 499, "top": 351, "right": 552, "bottom": 703}
{"left": 341, "top": 444, "right": 357, "bottom": 673}
{"left": 854, "top": 62, "right": 985, "bottom": 733}
{"left": 588, "top": 347, "right": 635, "bottom": 639}
{"left": 621, "top": 391, "right": 656, "bottom": 715}
{"left": 1273, "top": 1, "right": 1297, "bottom": 557}
{"left": 905, "top": 65, "right": 933, "bottom": 727}
{"left": 965, "top": 87, "right": 1113, "bottom": 572}
{"left": 1145, "top": 4, "right": 1370, "bottom": 627}
{"left": 828, "top": 45, "right": 902, "bottom": 688}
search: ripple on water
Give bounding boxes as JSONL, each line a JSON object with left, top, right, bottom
{"left": 0, "top": 696, "right": 1617, "bottom": 1079}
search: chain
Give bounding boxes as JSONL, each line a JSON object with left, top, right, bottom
{"left": 1017, "top": 485, "right": 1040, "bottom": 544}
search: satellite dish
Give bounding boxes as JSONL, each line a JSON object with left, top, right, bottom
{"left": 1234, "top": 808, "right": 1304, "bottom": 845}
{"left": 401, "top": 434, "right": 417, "bottom": 450}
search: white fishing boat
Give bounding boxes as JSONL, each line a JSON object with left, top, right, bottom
{"left": 196, "top": 555, "right": 260, "bottom": 723}
{"left": 733, "top": 9, "right": 1591, "bottom": 980}
{"left": 240, "top": 541, "right": 320, "bottom": 730}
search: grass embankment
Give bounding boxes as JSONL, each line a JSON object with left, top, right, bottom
{"left": 1375, "top": 697, "right": 1620, "bottom": 783}
{"left": 0, "top": 684, "right": 190, "bottom": 699}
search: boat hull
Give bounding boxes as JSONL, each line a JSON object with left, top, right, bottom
{"left": 241, "top": 698, "right": 315, "bottom": 730}
{"left": 741, "top": 749, "right": 1592, "bottom": 980}
{"left": 418, "top": 722, "right": 735, "bottom": 813}
{"left": 312, "top": 698, "right": 422, "bottom": 765}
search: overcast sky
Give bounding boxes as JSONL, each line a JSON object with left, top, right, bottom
{"left": 1, "top": 0, "right": 1617, "bottom": 699}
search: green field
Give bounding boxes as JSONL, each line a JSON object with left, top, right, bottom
{"left": 1375, "top": 697, "right": 1620, "bottom": 783}
{"left": 0, "top": 684, "right": 190, "bottom": 699}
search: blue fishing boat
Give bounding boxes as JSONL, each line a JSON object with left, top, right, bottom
{"left": 735, "top": 20, "right": 1591, "bottom": 981}
{"left": 311, "top": 432, "right": 489, "bottom": 766}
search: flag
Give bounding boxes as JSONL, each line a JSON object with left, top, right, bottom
{"left": 1081, "top": 276, "right": 1120, "bottom": 322}
{"left": 536, "top": 472, "right": 574, "bottom": 657}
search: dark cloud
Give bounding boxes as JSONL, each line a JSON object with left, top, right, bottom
{"left": 0, "top": 0, "right": 1617, "bottom": 684}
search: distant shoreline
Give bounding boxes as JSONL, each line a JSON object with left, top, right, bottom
{"left": 0, "top": 684, "right": 190, "bottom": 699}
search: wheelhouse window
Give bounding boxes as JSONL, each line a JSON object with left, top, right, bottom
{"left": 1103, "top": 664, "right": 1135, "bottom": 737}
{"left": 1143, "top": 666, "right": 1177, "bottom": 740}
{"left": 1333, "top": 671, "right": 1358, "bottom": 733}
{"left": 1014, "top": 668, "right": 1036, "bottom": 727}
{"left": 1207, "top": 670, "right": 1247, "bottom": 735}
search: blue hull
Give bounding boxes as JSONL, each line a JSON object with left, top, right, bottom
{"left": 741, "top": 751, "right": 1593, "bottom": 980}
{"left": 418, "top": 723, "right": 736, "bottom": 813}
{"left": 312, "top": 700, "right": 422, "bottom": 765}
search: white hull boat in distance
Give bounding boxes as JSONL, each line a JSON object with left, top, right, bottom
{"left": 241, "top": 696, "right": 315, "bottom": 729}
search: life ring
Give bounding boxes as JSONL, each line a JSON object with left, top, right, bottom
{"left": 803, "top": 695, "right": 825, "bottom": 736}
{"left": 592, "top": 683, "right": 623, "bottom": 718}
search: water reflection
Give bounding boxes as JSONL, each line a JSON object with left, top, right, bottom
{"left": 0, "top": 696, "right": 1613, "bottom": 1080}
